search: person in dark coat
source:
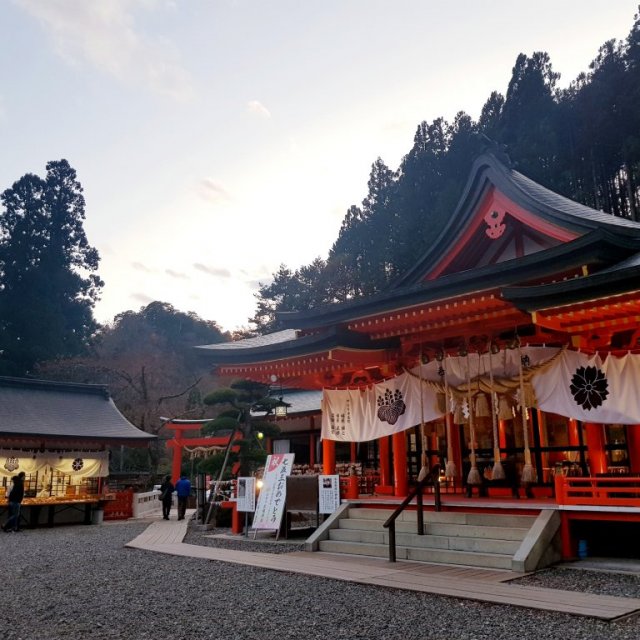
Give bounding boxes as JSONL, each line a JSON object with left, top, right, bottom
{"left": 159, "top": 475, "right": 174, "bottom": 520}
{"left": 3, "top": 471, "right": 26, "bottom": 532}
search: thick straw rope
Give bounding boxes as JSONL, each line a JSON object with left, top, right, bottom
{"left": 444, "top": 356, "right": 457, "bottom": 479}
{"left": 466, "top": 353, "right": 482, "bottom": 486}
{"left": 417, "top": 352, "right": 430, "bottom": 482}
{"left": 518, "top": 342, "right": 536, "bottom": 484}
{"left": 489, "top": 348, "right": 505, "bottom": 480}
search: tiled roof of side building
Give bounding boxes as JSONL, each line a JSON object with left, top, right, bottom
{"left": 196, "top": 329, "right": 298, "bottom": 350}
{"left": 0, "top": 377, "right": 155, "bottom": 442}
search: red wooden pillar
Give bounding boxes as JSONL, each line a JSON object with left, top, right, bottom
{"left": 559, "top": 511, "right": 574, "bottom": 560}
{"left": 584, "top": 422, "right": 607, "bottom": 475}
{"left": 430, "top": 432, "right": 439, "bottom": 469}
{"left": 498, "top": 420, "right": 508, "bottom": 457}
{"left": 323, "top": 439, "right": 336, "bottom": 475}
{"left": 379, "top": 436, "right": 391, "bottom": 486}
{"left": 568, "top": 418, "right": 580, "bottom": 446}
{"left": 392, "top": 431, "right": 409, "bottom": 497}
{"left": 626, "top": 426, "right": 640, "bottom": 473}
{"left": 350, "top": 442, "right": 357, "bottom": 463}
{"left": 169, "top": 428, "right": 187, "bottom": 483}
{"left": 231, "top": 501, "right": 243, "bottom": 534}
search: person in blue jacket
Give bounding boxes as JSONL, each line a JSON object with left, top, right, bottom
{"left": 174, "top": 474, "right": 191, "bottom": 521}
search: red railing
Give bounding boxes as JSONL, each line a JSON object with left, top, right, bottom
{"left": 103, "top": 489, "right": 134, "bottom": 520}
{"left": 555, "top": 475, "right": 640, "bottom": 507}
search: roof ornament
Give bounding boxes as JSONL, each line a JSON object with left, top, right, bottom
{"left": 479, "top": 134, "right": 513, "bottom": 168}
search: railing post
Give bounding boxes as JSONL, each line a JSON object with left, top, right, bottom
{"left": 417, "top": 488, "right": 424, "bottom": 535}
{"left": 434, "top": 479, "right": 441, "bottom": 512}
{"left": 388, "top": 522, "right": 396, "bottom": 562}
{"left": 554, "top": 473, "right": 565, "bottom": 505}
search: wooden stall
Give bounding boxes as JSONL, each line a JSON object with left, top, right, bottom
{"left": 0, "top": 377, "right": 155, "bottom": 528}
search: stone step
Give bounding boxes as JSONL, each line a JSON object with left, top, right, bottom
{"left": 328, "top": 528, "right": 522, "bottom": 554}
{"left": 339, "top": 518, "right": 529, "bottom": 541}
{"left": 348, "top": 507, "right": 535, "bottom": 529}
{"left": 318, "top": 539, "right": 513, "bottom": 570}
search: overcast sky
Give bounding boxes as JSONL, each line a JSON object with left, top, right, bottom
{"left": 1, "top": 0, "right": 638, "bottom": 331}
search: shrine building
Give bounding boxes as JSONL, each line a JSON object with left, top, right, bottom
{"left": 197, "top": 151, "right": 640, "bottom": 561}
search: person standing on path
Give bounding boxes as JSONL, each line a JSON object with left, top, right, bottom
{"left": 159, "top": 475, "right": 174, "bottom": 520}
{"left": 174, "top": 474, "right": 191, "bottom": 521}
{"left": 3, "top": 471, "right": 26, "bottom": 532}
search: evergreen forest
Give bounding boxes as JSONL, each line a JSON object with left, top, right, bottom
{"left": 250, "top": 10, "right": 640, "bottom": 333}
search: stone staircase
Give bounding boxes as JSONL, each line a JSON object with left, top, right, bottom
{"left": 313, "top": 506, "right": 559, "bottom": 571}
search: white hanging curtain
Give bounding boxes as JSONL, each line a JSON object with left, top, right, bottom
{"left": 49, "top": 451, "right": 109, "bottom": 478}
{"left": 0, "top": 450, "right": 109, "bottom": 479}
{"left": 533, "top": 349, "right": 640, "bottom": 424}
{"left": 0, "top": 450, "right": 49, "bottom": 478}
{"left": 321, "top": 347, "right": 640, "bottom": 442}
{"left": 321, "top": 371, "right": 441, "bottom": 442}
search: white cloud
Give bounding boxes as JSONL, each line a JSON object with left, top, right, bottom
{"left": 165, "top": 268, "right": 188, "bottom": 279}
{"left": 131, "top": 292, "right": 153, "bottom": 304}
{"left": 16, "top": 0, "right": 194, "bottom": 101}
{"left": 193, "top": 263, "right": 231, "bottom": 278}
{"left": 198, "top": 178, "right": 232, "bottom": 204}
{"left": 247, "top": 100, "right": 271, "bottom": 119}
{"left": 131, "top": 261, "right": 154, "bottom": 272}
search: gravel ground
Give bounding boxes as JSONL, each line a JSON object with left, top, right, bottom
{"left": 2, "top": 521, "right": 640, "bottom": 640}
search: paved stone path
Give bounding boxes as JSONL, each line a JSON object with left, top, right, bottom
{"left": 125, "top": 512, "right": 640, "bottom": 620}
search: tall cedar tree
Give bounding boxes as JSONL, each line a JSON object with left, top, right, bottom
{"left": 0, "top": 161, "right": 102, "bottom": 374}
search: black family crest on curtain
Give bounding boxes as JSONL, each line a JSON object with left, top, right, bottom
{"left": 72, "top": 458, "right": 84, "bottom": 472}
{"left": 570, "top": 366, "right": 609, "bottom": 411}
{"left": 377, "top": 389, "right": 406, "bottom": 424}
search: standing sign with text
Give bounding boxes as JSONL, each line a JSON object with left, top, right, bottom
{"left": 318, "top": 475, "right": 341, "bottom": 514}
{"left": 252, "top": 453, "right": 295, "bottom": 531}
{"left": 235, "top": 477, "right": 256, "bottom": 513}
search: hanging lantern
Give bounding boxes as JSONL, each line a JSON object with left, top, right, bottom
{"left": 274, "top": 397, "right": 290, "bottom": 418}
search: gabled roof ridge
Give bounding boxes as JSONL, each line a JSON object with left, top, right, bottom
{"left": 0, "top": 376, "right": 110, "bottom": 399}
{"left": 277, "top": 228, "right": 639, "bottom": 330}
{"left": 393, "top": 152, "right": 640, "bottom": 288}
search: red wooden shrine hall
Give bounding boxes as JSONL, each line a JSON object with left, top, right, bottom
{"left": 196, "top": 151, "right": 640, "bottom": 558}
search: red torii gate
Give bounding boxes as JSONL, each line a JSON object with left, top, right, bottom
{"left": 164, "top": 418, "right": 242, "bottom": 483}
{"left": 164, "top": 418, "right": 244, "bottom": 533}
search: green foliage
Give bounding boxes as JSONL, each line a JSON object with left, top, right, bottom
{"left": 195, "top": 452, "right": 230, "bottom": 478}
{"left": 0, "top": 160, "right": 103, "bottom": 375}
{"left": 201, "top": 378, "right": 281, "bottom": 476}
{"left": 201, "top": 416, "right": 239, "bottom": 434}
{"left": 203, "top": 388, "right": 239, "bottom": 406}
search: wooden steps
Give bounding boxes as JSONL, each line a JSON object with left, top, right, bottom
{"left": 317, "top": 507, "right": 538, "bottom": 570}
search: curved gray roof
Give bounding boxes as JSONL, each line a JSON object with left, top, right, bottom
{"left": 0, "top": 377, "right": 155, "bottom": 444}
{"left": 394, "top": 152, "right": 640, "bottom": 287}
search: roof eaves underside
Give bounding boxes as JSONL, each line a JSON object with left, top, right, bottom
{"left": 199, "top": 327, "right": 399, "bottom": 365}
{"left": 503, "top": 262, "right": 640, "bottom": 312}
{"left": 279, "top": 230, "right": 638, "bottom": 330}
{"left": 393, "top": 154, "right": 640, "bottom": 287}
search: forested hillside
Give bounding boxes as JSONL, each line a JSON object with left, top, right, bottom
{"left": 251, "top": 10, "right": 640, "bottom": 333}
